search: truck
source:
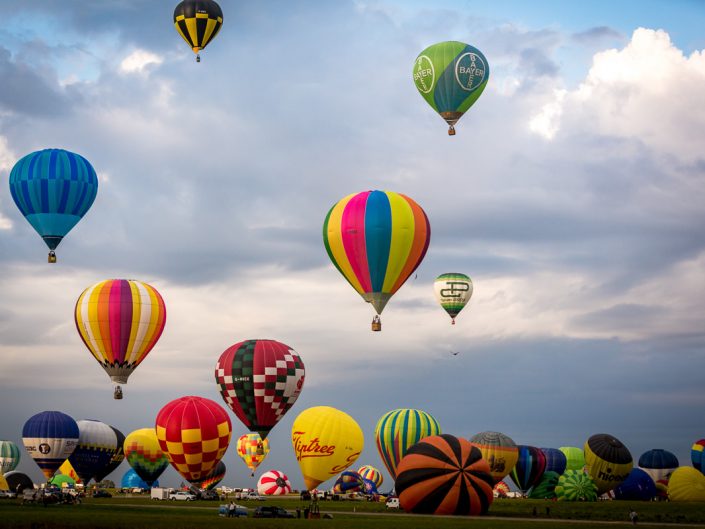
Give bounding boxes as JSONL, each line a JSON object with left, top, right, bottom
{"left": 150, "top": 487, "right": 169, "bottom": 500}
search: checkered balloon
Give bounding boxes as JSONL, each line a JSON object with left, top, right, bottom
{"left": 155, "top": 396, "right": 232, "bottom": 484}
{"left": 214, "top": 339, "right": 305, "bottom": 439}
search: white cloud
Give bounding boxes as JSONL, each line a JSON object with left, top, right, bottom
{"left": 0, "top": 136, "right": 15, "bottom": 230}
{"left": 119, "top": 49, "right": 163, "bottom": 74}
{"left": 528, "top": 88, "right": 566, "bottom": 139}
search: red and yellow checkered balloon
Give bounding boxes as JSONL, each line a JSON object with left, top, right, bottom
{"left": 155, "top": 395, "right": 231, "bottom": 483}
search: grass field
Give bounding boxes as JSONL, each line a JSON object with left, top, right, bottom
{"left": 3, "top": 496, "right": 705, "bottom": 529}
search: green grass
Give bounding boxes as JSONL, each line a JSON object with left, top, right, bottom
{"left": 3, "top": 497, "right": 705, "bottom": 529}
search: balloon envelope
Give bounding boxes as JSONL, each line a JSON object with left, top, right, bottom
{"left": 529, "top": 471, "right": 560, "bottom": 500}
{"left": 323, "top": 190, "right": 430, "bottom": 317}
{"left": 291, "top": 406, "right": 364, "bottom": 491}
{"left": 333, "top": 471, "right": 364, "bottom": 494}
{"left": 49, "top": 474, "right": 76, "bottom": 488}
{"left": 584, "top": 433, "right": 633, "bottom": 495}
{"left": 4, "top": 471, "right": 34, "bottom": 493}
{"left": 559, "top": 446, "right": 586, "bottom": 471}
{"left": 155, "top": 396, "right": 232, "bottom": 484}
{"left": 433, "top": 273, "right": 473, "bottom": 323}
{"left": 469, "top": 431, "right": 519, "bottom": 484}
{"left": 611, "top": 468, "right": 656, "bottom": 501}
{"left": 413, "top": 41, "right": 490, "bottom": 134}
{"left": 541, "top": 448, "right": 567, "bottom": 475}
{"left": 555, "top": 470, "right": 598, "bottom": 501}
{"left": 638, "top": 449, "right": 678, "bottom": 483}
{"left": 236, "top": 433, "right": 270, "bottom": 475}
{"left": 22, "top": 410, "right": 79, "bottom": 480}
{"left": 668, "top": 466, "right": 705, "bottom": 502}
{"left": 95, "top": 426, "right": 125, "bottom": 483}
{"left": 258, "top": 469, "right": 291, "bottom": 495}
{"left": 358, "top": 465, "right": 383, "bottom": 488}
{"left": 9, "top": 148, "right": 98, "bottom": 259}
{"left": 198, "top": 461, "right": 226, "bottom": 490}
{"left": 0, "top": 440, "right": 21, "bottom": 474}
{"left": 375, "top": 408, "right": 441, "bottom": 480}
{"left": 75, "top": 279, "right": 166, "bottom": 392}
{"left": 509, "top": 445, "right": 546, "bottom": 494}
{"left": 121, "top": 468, "right": 159, "bottom": 490}
{"left": 124, "top": 428, "right": 169, "bottom": 487}
{"left": 691, "top": 439, "right": 705, "bottom": 473}
{"left": 58, "top": 460, "right": 81, "bottom": 484}
{"left": 396, "top": 434, "right": 494, "bottom": 515}
{"left": 67, "top": 419, "right": 119, "bottom": 485}
{"left": 173, "top": 0, "right": 223, "bottom": 57}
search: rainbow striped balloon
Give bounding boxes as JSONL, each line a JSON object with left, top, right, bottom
{"left": 75, "top": 279, "right": 166, "bottom": 394}
{"left": 323, "top": 190, "right": 430, "bottom": 318}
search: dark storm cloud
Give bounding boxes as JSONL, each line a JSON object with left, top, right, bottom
{"left": 570, "top": 303, "right": 666, "bottom": 332}
{"left": 572, "top": 26, "right": 624, "bottom": 44}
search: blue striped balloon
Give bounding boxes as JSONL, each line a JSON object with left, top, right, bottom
{"left": 9, "top": 148, "right": 98, "bottom": 261}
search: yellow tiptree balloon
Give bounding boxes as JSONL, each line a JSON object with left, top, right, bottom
{"left": 291, "top": 406, "right": 364, "bottom": 491}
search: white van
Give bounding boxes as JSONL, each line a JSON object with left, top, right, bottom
{"left": 385, "top": 497, "right": 399, "bottom": 509}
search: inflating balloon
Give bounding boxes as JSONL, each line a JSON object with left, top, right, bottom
{"left": 58, "top": 460, "right": 81, "bottom": 484}
{"left": 540, "top": 448, "right": 567, "bottom": 475}
{"left": 691, "top": 439, "right": 705, "bottom": 473}
{"left": 67, "top": 419, "right": 119, "bottom": 486}
{"left": 236, "top": 433, "right": 270, "bottom": 477}
{"left": 0, "top": 440, "right": 20, "bottom": 474}
{"left": 22, "top": 410, "right": 79, "bottom": 480}
{"left": 121, "top": 468, "right": 159, "bottom": 490}
{"left": 358, "top": 465, "right": 383, "bottom": 488}
{"left": 528, "top": 471, "right": 560, "bottom": 500}
{"left": 124, "top": 428, "right": 169, "bottom": 487}
{"left": 291, "top": 406, "right": 364, "bottom": 491}
{"left": 173, "top": 0, "right": 223, "bottom": 62}
{"left": 9, "top": 148, "right": 98, "bottom": 263}
{"left": 469, "top": 431, "right": 518, "bottom": 484}
{"left": 638, "top": 448, "right": 678, "bottom": 483}
{"left": 75, "top": 279, "right": 167, "bottom": 400}
{"left": 333, "top": 471, "right": 364, "bottom": 494}
{"left": 395, "top": 434, "right": 494, "bottom": 515}
{"left": 668, "top": 466, "right": 705, "bottom": 502}
{"left": 95, "top": 426, "right": 125, "bottom": 483}
{"left": 555, "top": 470, "right": 597, "bottom": 501}
{"left": 583, "top": 433, "right": 632, "bottom": 495}
{"left": 375, "top": 408, "right": 441, "bottom": 480}
{"left": 215, "top": 339, "right": 305, "bottom": 439}
{"left": 433, "top": 273, "right": 473, "bottom": 324}
{"left": 493, "top": 481, "right": 510, "bottom": 498}
{"left": 323, "top": 190, "right": 430, "bottom": 330}
{"left": 413, "top": 41, "right": 489, "bottom": 135}
{"left": 611, "top": 468, "right": 656, "bottom": 501}
{"left": 559, "top": 446, "right": 585, "bottom": 471}
{"left": 509, "top": 445, "right": 546, "bottom": 494}
{"left": 3, "top": 472, "right": 34, "bottom": 493}
{"left": 155, "top": 396, "right": 232, "bottom": 484}
{"left": 258, "top": 470, "right": 291, "bottom": 495}
{"left": 197, "top": 461, "right": 226, "bottom": 490}
{"left": 49, "top": 474, "right": 75, "bottom": 488}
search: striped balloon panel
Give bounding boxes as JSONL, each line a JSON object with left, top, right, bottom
{"left": 509, "top": 445, "right": 547, "bottom": 493}
{"left": 668, "top": 466, "right": 705, "bottom": 501}
{"left": 540, "top": 447, "right": 567, "bottom": 475}
{"left": 8, "top": 148, "right": 98, "bottom": 248}
{"left": 528, "top": 471, "right": 560, "bottom": 499}
{"left": 68, "top": 420, "right": 119, "bottom": 484}
{"left": 0, "top": 440, "right": 20, "bottom": 474}
{"left": 584, "top": 434, "right": 633, "bottom": 494}
{"left": 374, "top": 408, "right": 441, "bottom": 480}
{"left": 215, "top": 340, "right": 305, "bottom": 438}
{"left": 555, "top": 470, "right": 598, "bottom": 501}
{"left": 236, "top": 433, "right": 270, "bottom": 473}
{"left": 395, "top": 434, "right": 494, "bottom": 515}
{"left": 413, "top": 41, "right": 489, "bottom": 115}
{"left": 155, "top": 396, "right": 231, "bottom": 483}
{"left": 258, "top": 470, "right": 291, "bottom": 495}
{"left": 75, "top": 279, "right": 166, "bottom": 383}
{"left": 323, "top": 190, "right": 430, "bottom": 313}
{"left": 358, "top": 465, "right": 383, "bottom": 488}
{"left": 333, "top": 471, "right": 364, "bottom": 493}
{"left": 198, "top": 461, "right": 226, "bottom": 490}
{"left": 173, "top": 0, "right": 223, "bottom": 52}
{"left": 22, "top": 410, "right": 80, "bottom": 479}
{"left": 95, "top": 426, "right": 125, "bottom": 482}
{"left": 691, "top": 439, "right": 705, "bottom": 472}
{"left": 124, "top": 428, "right": 169, "bottom": 486}
{"left": 469, "top": 431, "right": 518, "bottom": 484}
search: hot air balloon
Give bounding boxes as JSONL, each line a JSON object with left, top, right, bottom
{"left": 433, "top": 273, "right": 473, "bottom": 324}
{"left": 9, "top": 148, "right": 98, "bottom": 263}
{"left": 668, "top": 466, "right": 705, "bottom": 502}
{"left": 67, "top": 420, "right": 119, "bottom": 487}
{"left": 257, "top": 470, "right": 291, "bottom": 495}
{"left": 75, "top": 279, "right": 166, "bottom": 400}
{"left": 374, "top": 408, "right": 441, "bottom": 480}
{"left": 49, "top": 474, "right": 76, "bottom": 489}
{"left": 413, "top": 41, "right": 489, "bottom": 135}
{"left": 528, "top": 471, "right": 560, "bottom": 500}
{"left": 555, "top": 470, "right": 598, "bottom": 501}
{"left": 124, "top": 428, "right": 169, "bottom": 487}
{"left": 611, "top": 468, "right": 656, "bottom": 501}
{"left": 493, "top": 481, "right": 510, "bottom": 498}
{"left": 540, "top": 448, "right": 567, "bottom": 476}
{"left": 198, "top": 461, "right": 226, "bottom": 490}
{"left": 362, "top": 478, "right": 379, "bottom": 495}
{"left": 395, "top": 434, "right": 494, "bottom": 515}
{"left": 333, "top": 471, "right": 365, "bottom": 494}
{"left": 3, "top": 471, "right": 34, "bottom": 494}
{"left": 0, "top": 475, "right": 9, "bottom": 491}
{"left": 323, "top": 190, "right": 431, "bottom": 331}
{"left": 638, "top": 449, "right": 678, "bottom": 483}
{"left": 22, "top": 411, "right": 79, "bottom": 480}
{"left": 559, "top": 446, "right": 586, "bottom": 471}
{"left": 584, "top": 433, "right": 633, "bottom": 495}
{"left": 58, "top": 460, "right": 81, "bottom": 484}
{"left": 0, "top": 440, "right": 20, "bottom": 474}
{"left": 691, "top": 439, "right": 705, "bottom": 473}
{"left": 95, "top": 425, "right": 125, "bottom": 483}
{"left": 155, "top": 396, "right": 232, "bottom": 484}
{"left": 469, "top": 431, "right": 519, "bottom": 484}
{"left": 509, "top": 445, "right": 546, "bottom": 495}
{"left": 215, "top": 339, "right": 305, "bottom": 439}
{"left": 236, "top": 433, "right": 270, "bottom": 477}
{"left": 173, "top": 0, "right": 223, "bottom": 62}
{"left": 121, "top": 468, "right": 159, "bottom": 490}
{"left": 358, "top": 465, "right": 383, "bottom": 488}
{"left": 291, "top": 406, "right": 364, "bottom": 491}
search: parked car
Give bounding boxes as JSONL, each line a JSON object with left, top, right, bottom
{"left": 92, "top": 490, "right": 112, "bottom": 498}
{"left": 198, "top": 490, "right": 220, "bottom": 501}
{"left": 243, "top": 491, "right": 265, "bottom": 501}
{"left": 218, "top": 503, "right": 248, "bottom": 517}
{"left": 0, "top": 490, "right": 17, "bottom": 499}
{"left": 169, "top": 491, "right": 196, "bottom": 501}
{"left": 385, "top": 497, "right": 400, "bottom": 509}
{"left": 253, "top": 506, "right": 294, "bottom": 518}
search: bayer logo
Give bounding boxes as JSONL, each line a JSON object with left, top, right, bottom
{"left": 455, "top": 52, "right": 487, "bottom": 91}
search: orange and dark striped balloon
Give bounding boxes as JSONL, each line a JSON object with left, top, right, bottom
{"left": 395, "top": 434, "right": 494, "bottom": 516}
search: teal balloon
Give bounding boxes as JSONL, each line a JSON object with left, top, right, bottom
{"left": 9, "top": 148, "right": 98, "bottom": 258}
{"left": 413, "top": 41, "right": 490, "bottom": 135}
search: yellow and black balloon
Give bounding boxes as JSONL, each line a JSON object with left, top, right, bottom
{"left": 173, "top": 0, "right": 223, "bottom": 62}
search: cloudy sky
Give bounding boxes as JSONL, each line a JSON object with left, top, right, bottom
{"left": 1, "top": 0, "right": 704, "bottom": 490}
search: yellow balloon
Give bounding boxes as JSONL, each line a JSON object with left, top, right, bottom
{"left": 583, "top": 434, "right": 632, "bottom": 494}
{"left": 291, "top": 406, "right": 364, "bottom": 491}
{"left": 58, "top": 460, "right": 82, "bottom": 484}
{"left": 668, "top": 467, "right": 705, "bottom": 502}
{"left": 0, "top": 475, "right": 9, "bottom": 490}
{"left": 236, "top": 433, "right": 270, "bottom": 476}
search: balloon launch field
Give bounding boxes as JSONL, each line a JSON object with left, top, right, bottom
{"left": 4, "top": 498, "right": 705, "bottom": 528}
